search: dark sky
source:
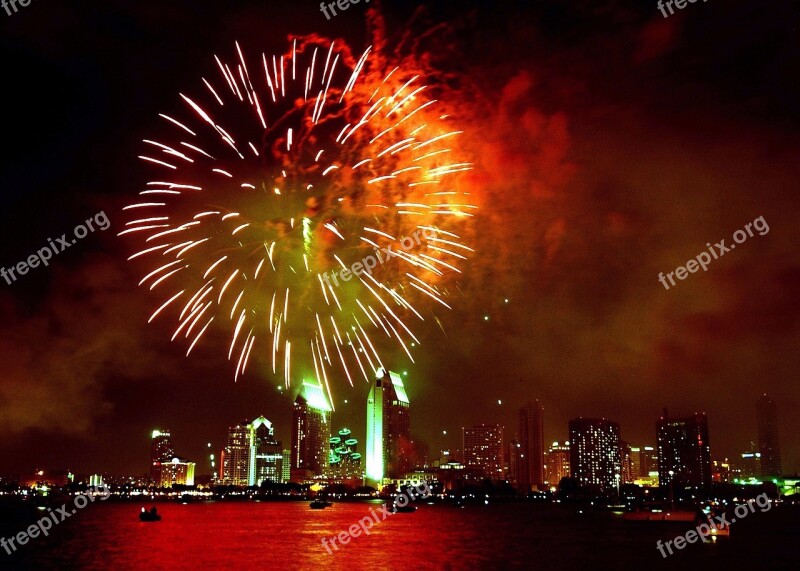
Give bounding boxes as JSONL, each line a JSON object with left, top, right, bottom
{"left": 1, "top": 0, "right": 798, "bottom": 477}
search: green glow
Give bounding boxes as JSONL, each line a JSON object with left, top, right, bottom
{"left": 300, "top": 380, "right": 333, "bottom": 412}
{"left": 302, "top": 217, "right": 312, "bottom": 254}
{"left": 390, "top": 371, "right": 409, "bottom": 404}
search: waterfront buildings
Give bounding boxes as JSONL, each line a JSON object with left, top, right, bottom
{"left": 568, "top": 418, "right": 621, "bottom": 492}
{"left": 366, "top": 369, "right": 411, "bottom": 485}
{"left": 517, "top": 401, "right": 545, "bottom": 491}
{"left": 291, "top": 380, "right": 332, "bottom": 481}
{"left": 463, "top": 424, "right": 505, "bottom": 480}
{"left": 656, "top": 413, "right": 712, "bottom": 491}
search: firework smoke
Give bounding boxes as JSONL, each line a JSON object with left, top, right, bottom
{"left": 121, "top": 37, "right": 475, "bottom": 404}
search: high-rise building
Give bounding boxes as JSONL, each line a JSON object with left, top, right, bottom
{"left": 222, "top": 423, "right": 250, "bottom": 486}
{"left": 739, "top": 448, "right": 762, "bottom": 480}
{"left": 222, "top": 416, "right": 283, "bottom": 486}
{"left": 545, "top": 441, "right": 570, "bottom": 486}
{"left": 756, "top": 395, "right": 782, "bottom": 478}
{"left": 291, "top": 380, "right": 332, "bottom": 481}
{"left": 249, "top": 416, "right": 283, "bottom": 485}
{"left": 149, "top": 429, "right": 197, "bottom": 487}
{"left": 569, "top": 418, "right": 621, "bottom": 492}
{"left": 366, "top": 368, "right": 411, "bottom": 485}
{"left": 281, "top": 450, "right": 291, "bottom": 483}
{"left": 656, "top": 413, "right": 712, "bottom": 491}
{"left": 629, "top": 445, "right": 659, "bottom": 478}
{"left": 517, "top": 401, "right": 545, "bottom": 491}
{"left": 620, "top": 441, "right": 634, "bottom": 484}
{"left": 463, "top": 425, "right": 505, "bottom": 480}
{"left": 150, "top": 429, "right": 175, "bottom": 482}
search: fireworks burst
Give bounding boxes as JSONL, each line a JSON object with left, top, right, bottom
{"left": 121, "top": 38, "right": 475, "bottom": 404}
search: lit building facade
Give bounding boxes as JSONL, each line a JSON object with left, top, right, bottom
{"left": 545, "top": 441, "right": 570, "bottom": 487}
{"left": 152, "top": 457, "right": 196, "bottom": 487}
{"left": 329, "top": 428, "right": 363, "bottom": 481}
{"left": 517, "top": 401, "right": 545, "bottom": 491}
{"left": 150, "top": 429, "right": 175, "bottom": 483}
{"left": 463, "top": 425, "right": 505, "bottom": 481}
{"left": 756, "top": 395, "right": 782, "bottom": 478}
{"left": 222, "top": 423, "right": 250, "bottom": 486}
{"left": 222, "top": 417, "right": 283, "bottom": 486}
{"left": 620, "top": 441, "right": 634, "bottom": 484}
{"left": 249, "top": 416, "right": 283, "bottom": 485}
{"left": 291, "top": 381, "right": 332, "bottom": 481}
{"left": 656, "top": 413, "right": 712, "bottom": 491}
{"left": 569, "top": 418, "right": 621, "bottom": 492}
{"left": 366, "top": 369, "right": 411, "bottom": 485}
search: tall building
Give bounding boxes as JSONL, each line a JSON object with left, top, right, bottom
{"left": 620, "top": 441, "right": 634, "bottom": 484}
{"left": 739, "top": 448, "right": 762, "bottom": 480}
{"left": 366, "top": 368, "right": 411, "bottom": 485}
{"left": 756, "top": 395, "right": 782, "bottom": 478}
{"left": 281, "top": 450, "right": 291, "bottom": 483}
{"left": 656, "top": 413, "right": 712, "bottom": 491}
{"left": 222, "top": 423, "right": 250, "bottom": 486}
{"left": 463, "top": 425, "right": 505, "bottom": 480}
{"left": 291, "top": 380, "right": 332, "bottom": 481}
{"left": 222, "top": 417, "right": 283, "bottom": 486}
{"left": 149, "top": 429, "right": 196, "bottom": 487}
{"left": 545, "top": 441, "right": 570, "bottom": 487}
{"left": 150, "top": 429, "right": 174, "bottom": 482}
{"left": 569, "top": 418, "right": 621, "bottom": 492}
{"left": 249, "top": 416, "right": 283, "bottom": 485}
{"left": 517, "top": 401, "right": 545, "bottom": 491}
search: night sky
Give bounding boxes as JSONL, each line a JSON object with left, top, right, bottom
{"left": 1, "top": 0, "right": 798, "bottom": 477}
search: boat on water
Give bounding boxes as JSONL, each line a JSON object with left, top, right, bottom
{"left": 385, "top": 500, "right": 417, "bottom": 513}
{"left": 310, "top": 499, "right": 332, "bottom": 509}
{"left": 139, "top": 507, "right": 162, "bottom": 522}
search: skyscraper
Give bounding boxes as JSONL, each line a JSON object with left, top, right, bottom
{"left": 620, "top": 441, "right": 634, "bottom": 484}
{"left": 463, "top": 425, "right": 505, "bottom": 480}
{"left": 222, "top": 422, "right": 250, "bottom": 486}
{"left": 291, "top": 380, "right": 332, "bottom": 481}
{"left": 756, "top": 394, "right": 782, "bottom": 478}
{"left": 517, "top": 401, "right": 545, "bottom": 491}
{"left": 149, "top": 429, "right": 196, "bottom": 487}
{"left": 569, "top": 418, "right": 621, "bottom": 492}
{"left": 366, "top": 368, "right": 411, "bottom": 485}
{"left": 656, "top": 413, "right": 711, "bottom": 491}
{"left": 545, "top": 441, "right": 571, "bottom": 487}
{"left": 150, "top": 429, "right": 174, "bottom": 482}
{"left": 222, "top": 416, "right": 283, "bottom": 486}
{"left": 249, "top": 416, "right": 283, "bottom": 485}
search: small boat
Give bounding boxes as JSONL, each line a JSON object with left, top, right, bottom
{"left": 309, "top": 499, "right": 330, "bottom": 509}
{"left": 139, "top": 508, "right": 161, "bottom": 522}
{"left": 386, "top": 500, "right": 416, "bottom": 513}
